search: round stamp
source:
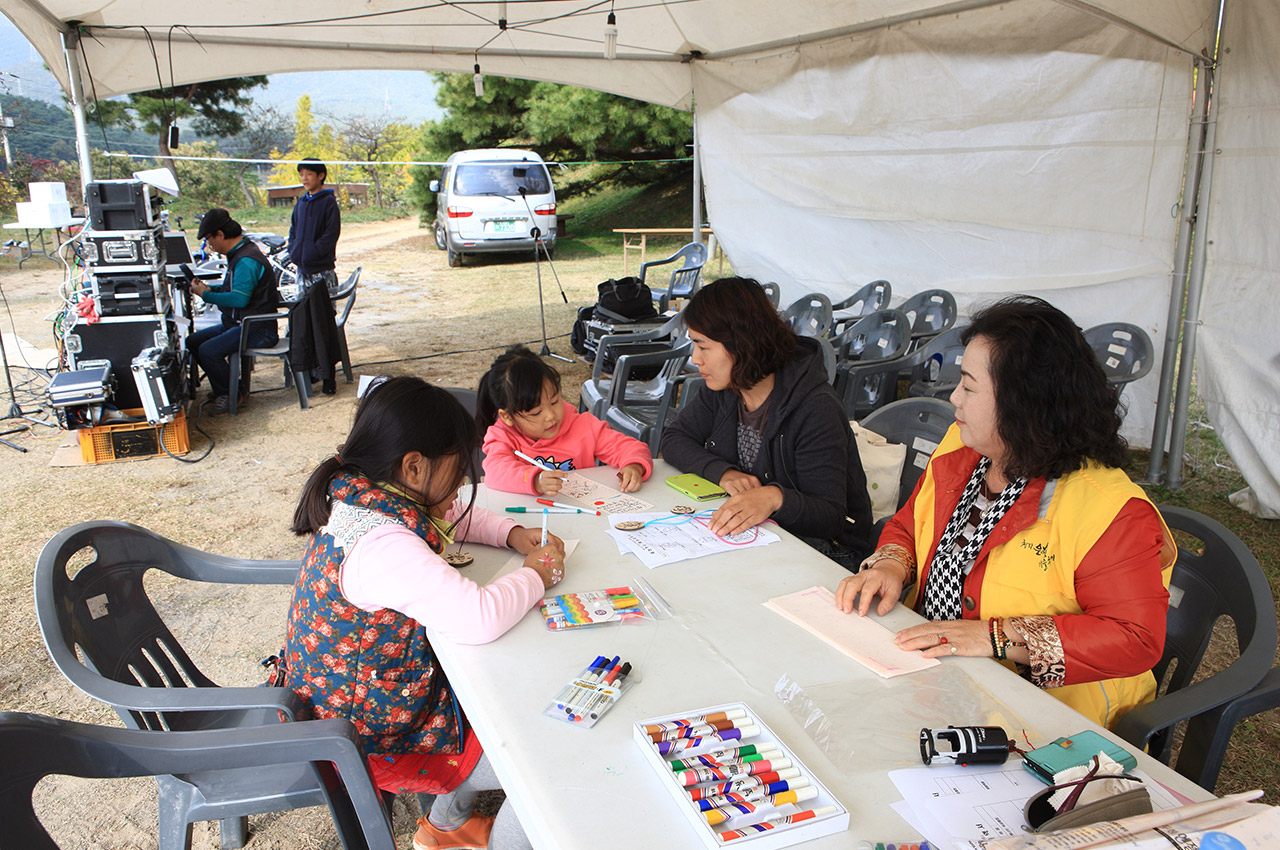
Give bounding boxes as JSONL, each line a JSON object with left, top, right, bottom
{"left": 442, "top": 551, "right": 474, "bottom": 567}
{"left": 670, "top": 505, "right": 696, "bottom": 514}
{"left": 614, "top": 520, "right": 645, "bottom": 531}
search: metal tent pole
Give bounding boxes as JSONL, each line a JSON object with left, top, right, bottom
{"left": 1146, "top": 58, "right": 1210, "bottom": 484}
{"left": 691, "top": 112, "right": 703, "bottom": 245}
{"left": 1166, "top": 56, "right": 1222, "bottom": 490}
{"left": 62, "top": 27, "right": 95, "bottom": 191}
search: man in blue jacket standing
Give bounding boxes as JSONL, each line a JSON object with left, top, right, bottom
{"left": 288, "top": 158, "right": 342, "bottom": 393}
{"left": 288, "top": 158, "right": 341, "bottom": 294}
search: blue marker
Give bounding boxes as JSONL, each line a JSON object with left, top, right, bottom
{"left": 557, "top": 655, "right": 607, "bottom": 710}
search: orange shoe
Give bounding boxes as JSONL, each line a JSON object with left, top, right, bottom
{"left": 413, "top": 813, "right": 494, "bottom": 850}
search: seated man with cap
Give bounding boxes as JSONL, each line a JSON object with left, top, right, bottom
{"left": 187, "top": 208, "right": 281, "bottom": 415}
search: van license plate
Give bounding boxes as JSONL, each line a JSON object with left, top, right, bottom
{"left": 489, "top": 220, "right": 518, "bottom": 234}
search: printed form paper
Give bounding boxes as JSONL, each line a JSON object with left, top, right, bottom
{"left": 763, "top": 585, "right": 940, "bottom": 678}
{"left": 559, "top": 472, "right": 654, "bottom": 514}
{"left": 887, "top": 760, "right": 1187, "bottom": 850}
{"left": 605, "top": 512, "right": 779, "bottom": 568}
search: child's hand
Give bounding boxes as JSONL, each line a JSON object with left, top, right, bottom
{"left": 525, "top": 545, "right": 566, "bottom": 590}
{"left": 617, "top": 463, "right": 645, "bottom": 493}
{"left": 535, "top": 469, "right": 567, "bottom": 496}
{"left": 507, "top": 526, "right": 565, "bottom": 557}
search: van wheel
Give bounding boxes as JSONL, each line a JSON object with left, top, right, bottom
{"left": 447, "top": 246, "right": 463, "bottom": 267}
{"left": 433, "top": 224, "right": 447, "bottom": 251}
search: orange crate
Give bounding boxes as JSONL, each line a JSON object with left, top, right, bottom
{"left": 79, "top": 407, "right": 189, "bottom": 463}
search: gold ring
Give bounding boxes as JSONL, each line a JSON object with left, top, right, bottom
{"left": 950, "top": 645, "right": 958, "bottom": 655}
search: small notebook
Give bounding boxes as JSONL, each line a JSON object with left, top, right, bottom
{"left": 764, "top": 586, "right": 939, "bottom": 678}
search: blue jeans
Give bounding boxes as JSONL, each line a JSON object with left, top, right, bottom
{"left": 188, "top": 316, "right": 278, "bottom": 398}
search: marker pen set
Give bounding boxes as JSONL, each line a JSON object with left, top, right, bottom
{"left": 544, "top": 654, "right": 635, "bottom": 728}
{"left": 633, "top": 703, "right": 848, "bottom": 848}
{"left": 538, "top": 585, "right": 660, "bottom": 630}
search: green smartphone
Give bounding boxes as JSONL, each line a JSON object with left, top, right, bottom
{"left": 1022, "top": 731, "right": 1138, "bottom": 783}
{"left": 665, "top": 473, "right": 729, "bottom": 501}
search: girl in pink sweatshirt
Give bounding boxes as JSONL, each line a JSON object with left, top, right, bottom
{"left": 478, "top": 345, "right": 653, "bottom": 496}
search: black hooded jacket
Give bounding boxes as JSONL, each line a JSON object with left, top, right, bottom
{"left": 662, "top": 336, "right": 874, "bottom": 560}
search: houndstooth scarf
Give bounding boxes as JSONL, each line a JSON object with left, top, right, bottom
{"left": 922, "top": 456, "right": 1027, "bottom": 622}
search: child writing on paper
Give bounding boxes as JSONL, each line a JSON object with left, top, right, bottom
{"left": 280, "top": 376, "right": 563, "bottom": 850}
{"left": 477, "top": 345, "right": 653, "bottom": 496}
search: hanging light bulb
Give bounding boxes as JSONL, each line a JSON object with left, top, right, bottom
{"left": 603, "top": 11, "right": 618, "bottom": 60}
{"left": 473, "top": 61, "right": 485, "bottom": 98}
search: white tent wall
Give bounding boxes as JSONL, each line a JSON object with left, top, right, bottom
{"left": 1199, "top": 0, "right": 1280, "bottom": 518}
{"left": 693, "top": 1, "right": 1194, "bottom": 444}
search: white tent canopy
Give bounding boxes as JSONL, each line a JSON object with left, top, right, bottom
{"left": 7, "top": 0, "right": 1277, "bottom": 516}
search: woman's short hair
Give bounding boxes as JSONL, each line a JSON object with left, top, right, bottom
{"left": 963, "top": 295, "right": 1127, "bottom": 479}
{"left": 683, "top": 277, "right": 796, "bottom": 391}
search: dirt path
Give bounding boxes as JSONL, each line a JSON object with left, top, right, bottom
{"left": 0, "top": 216, "right": 610, "bottom": 849}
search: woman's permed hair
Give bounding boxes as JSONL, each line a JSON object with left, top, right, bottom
{"left": 962, "top": 295, "right": 1127, "bottom": 480}
{"left": 475, "top": 345, "right": 563, "bottom": 432}
{"left": 682, "top": 277, "right": 796, "bottom": 391}
{"left": 291, "top": 376, "right": 479, "bottom": 535}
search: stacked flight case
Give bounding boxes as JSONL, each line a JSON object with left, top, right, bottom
{"left": 61, "top": 180, "right": 189, "bottom": 433}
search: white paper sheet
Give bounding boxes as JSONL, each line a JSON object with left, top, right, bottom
{"left": 764, "top": 586, "right": 940, "bottom": 678}
{"left": 559, "top": 472, "right": 654, "bottom": 514}
{"left": 604, "top": 512, "right": 779, "bottom": 568}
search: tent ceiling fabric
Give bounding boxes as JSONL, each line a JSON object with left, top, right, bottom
{"left": 6, "top": 1, "right": 1219, "bottom": 105}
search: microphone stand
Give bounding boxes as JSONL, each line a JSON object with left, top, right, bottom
{"left": 0, "top": 282, "right": 49, "bottom": 452}
{"left": 518, "top": 186, "right": 572, "bottom": 363}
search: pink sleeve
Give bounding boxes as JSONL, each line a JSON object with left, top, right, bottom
{"left": 443, "top": 499, "right": 518, "bottom": 548}
{"left": 482, "top": 422, "right": 541, "bottom": 494}
{"left": 340, "top": 524, "right": 544, "bottom": 645}
{"left": 583, "top": 409, "right": 654, "bottom": 479}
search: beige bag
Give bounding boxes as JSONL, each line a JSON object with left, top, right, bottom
{"left": 852, "top": 421, "right": 907, "bottom": 523}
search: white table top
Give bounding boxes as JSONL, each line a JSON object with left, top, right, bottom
{"left": 429, "top": 461, "right": 1210, "bottom": 849}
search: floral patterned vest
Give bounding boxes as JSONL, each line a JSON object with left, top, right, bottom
{"left": 281, "top": 471, "right": 466, "bottom": 756}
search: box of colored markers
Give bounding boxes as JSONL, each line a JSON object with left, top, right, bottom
{"left": 632, "top": 703, "right": 848, "bottom": 849}
{"left": 538, "top": 582, "right": 666, "bottom": 631}
{"left": 543, "top": 655, "right": 637, "bottom": 728}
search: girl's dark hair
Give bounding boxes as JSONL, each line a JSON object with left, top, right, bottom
{"left": 682, "top": 277, "right": 796, "bottom": 391}
{"left": 963, "top": 295, "right": 1127, "bottom": 480}
{"left": 291, "top": 376, "right": 479, "bottom": 535}
{"left": 475, "top": 345, "right": 563, "bottom": 432}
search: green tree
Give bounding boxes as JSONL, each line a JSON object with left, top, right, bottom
{"left": 95, "top": 77, "right": 267, "bottom": 179}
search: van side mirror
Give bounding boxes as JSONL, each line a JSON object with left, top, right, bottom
{"left": 429, "top": 179, "right": 440, "bottom": 193}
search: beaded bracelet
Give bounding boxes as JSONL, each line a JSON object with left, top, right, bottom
{"left": 989, "top": 618, "right": 1005, "bottom": 660}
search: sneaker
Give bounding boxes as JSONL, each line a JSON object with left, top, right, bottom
{"left": 207, "top": 395, "right": 232, "bottom": 416}
{"left": 412, "top": 813, "right": 494, "bottom": 850}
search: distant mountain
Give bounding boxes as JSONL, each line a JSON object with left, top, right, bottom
{"left": 0, "top": 18, "right": 442, "bottom": 123}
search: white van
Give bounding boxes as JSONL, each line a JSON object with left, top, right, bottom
{"left": 430, "top": 149, "right": 557, "bottom": 267}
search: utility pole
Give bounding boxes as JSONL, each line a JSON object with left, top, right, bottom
{"left": 0, "top": 102, "right": 13, "bottom": 171}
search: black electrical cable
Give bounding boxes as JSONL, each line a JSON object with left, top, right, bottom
{"left": 161, "top": 398, "right": 215, "bottom": 463}
{"left": 75, "top": 30, "right": 116, "bottom": 177}
{"left": 350, "top": 332, "right": 571, "bottom": 369}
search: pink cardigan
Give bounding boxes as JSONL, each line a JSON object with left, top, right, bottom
{"left": 481, "top": 402, "right": 653, "bottom": 494}
{"left": 339, "top": 498, "right": 543, "bottom": 645}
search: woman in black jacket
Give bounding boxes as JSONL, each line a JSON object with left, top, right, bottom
{"left": 662, "top": 277, "right": 874, "bottom": 567}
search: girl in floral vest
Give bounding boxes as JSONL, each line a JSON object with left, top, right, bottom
{"left": 284, "top": 376, "right": 564, "bottom": 850}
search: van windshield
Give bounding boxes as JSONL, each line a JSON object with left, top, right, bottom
{"left": 452, "top": 162, "right": 551, "bottom": 196}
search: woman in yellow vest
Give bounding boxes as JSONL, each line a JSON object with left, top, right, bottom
{"left": 835, "top": 296, "right": 1175, "bottom": 729}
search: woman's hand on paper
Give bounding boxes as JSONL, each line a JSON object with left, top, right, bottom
{"left": 718, "top": 469, "right": 761, "bottom": 495}
{"left": 895, "top": 619, "right": 989, "bottom": 658}
{"left": 835, "top": 559, "right": 906, "bottom": 617}
{"left": 709, "top": 486, "right": 781, "bottom": 537}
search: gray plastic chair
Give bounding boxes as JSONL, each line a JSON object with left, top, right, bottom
{"left": 1114, "top": 505, "right": 1279, "bottom": 791}
{"left": 781, "top": 292, "right": 834, "bottom": 338}
{"left": 642, "top": 242, "right": 707, "bottom": 311}
{"left": 600, "top": 340, "right": 694, "bottom": 454}
{"left": 227, "top": 309, "right": 309, "bottom": 415}
{"left": 896, "top": 288, "right": 957, "bottom": 345}
{"left": 830, "top": 279, "right": 892, "bottom": 335}
{"left": 33, "top": 520, "right": 358, "bottom": 850}
{"left": 1084, "top": 322, "right": 1153, "bottom": 386}
{"left": 331, "top": 266, "right": 361, "bottom": 384}
{"left": 0, "top": 711, "right": 395, "bottom": 850}
{"left": 903, "top": 324, "right": 969, "bottom": 400}
{"left": 759, "top": 281, "right": 781, "bottom": 308}
{"left": 579, "top": 312, "right": 685, "bottom": 417}
{"left": 830, "top": 309, "right": 913, "bottom": 418}
{"left": 858, "top": 397, "right": 956, "bottom": 512}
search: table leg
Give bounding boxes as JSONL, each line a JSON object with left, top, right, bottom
{"left": 639, "top": 234, "right": 647, "bottom": 270}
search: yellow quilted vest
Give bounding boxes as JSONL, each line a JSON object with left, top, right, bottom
{"left": 908, "top": 426, "right": 1175, "bottom": 728}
